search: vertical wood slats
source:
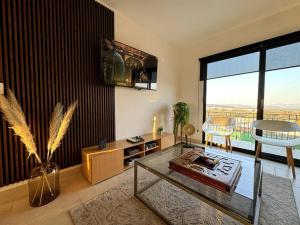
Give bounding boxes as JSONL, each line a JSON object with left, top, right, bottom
{"left": 0, "top": 0, "right": 115, "bottom": 187}
{"left": 0, "top": 0, "right": 3, "bottom": 187}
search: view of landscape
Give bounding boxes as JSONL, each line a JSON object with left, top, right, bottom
{"left": 207, "top": 105, "right": 300, "bottom": 150}
{"left": 206, "top": 67, "right": 300, "bottom": 159}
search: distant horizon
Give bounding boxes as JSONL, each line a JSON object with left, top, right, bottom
{"left": 207, "top": 103, "right": 300, "bottom": 110}
{"left": 206, "top": 66, "right": 300, "bottom": 109}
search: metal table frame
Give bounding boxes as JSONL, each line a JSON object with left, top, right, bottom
{"left": 134, "top": 151, "right": 262, "bottom": 225}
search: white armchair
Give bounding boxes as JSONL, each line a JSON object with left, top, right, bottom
{"left": 251, "top": 120, "right": 300, "bottom": 178}
{"left": 202, "top": 117, "right": 236, "bottom": 152}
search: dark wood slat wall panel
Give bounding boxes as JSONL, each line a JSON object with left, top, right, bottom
{"left": 0, "top": 0, "right": 115, "bottom": 186}
{"left": 0, "top": 0, "right": 3, "bottom": 187}
{"left": 16, "top": 0, "right": 25, "bottom": 180}
{"left": 21, "top": 0, "right": 30, "bottom": 177}
{"left": 1, "top": 0, "right": 10, "bottom": 185}
{"left": 6, "top": 0, "right": 17, "bottom": 182}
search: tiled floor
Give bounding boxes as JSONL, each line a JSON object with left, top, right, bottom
{"left": 0, "top": 146, "right": 299, "bottom": 225}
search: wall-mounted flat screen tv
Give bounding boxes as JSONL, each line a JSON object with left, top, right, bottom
{"left": 101, "top": 39, "right": 158, "bottom": 90}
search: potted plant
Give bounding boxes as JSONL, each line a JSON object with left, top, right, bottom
{"left": 0, "top": 89, "right": 77, "bottom": 207}
{"left": 157, "top": 126, "right": 163, "bottom": 135}
{"left": 173, "top": 102, "right": 190, "bottom": 144}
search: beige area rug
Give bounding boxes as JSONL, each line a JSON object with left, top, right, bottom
{"left": 69, "top": 173, "right": 300, "bottom": 225}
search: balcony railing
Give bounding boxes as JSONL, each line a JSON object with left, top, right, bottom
{"left": 206, "top": 111, "right": 300, "bottom": 147}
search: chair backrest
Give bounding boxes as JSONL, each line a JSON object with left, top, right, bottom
{"left": 206, "top": 116, "right": 235, "bottom": 127}
{"left": 251, "top": 120, "right": 300, "bottom": 132}
{"left": 182, "top": 123, "right": 196, "bottom": 136}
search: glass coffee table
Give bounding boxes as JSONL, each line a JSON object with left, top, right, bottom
{"left": 134, "top": 144, "right": 262, "bottom": 225}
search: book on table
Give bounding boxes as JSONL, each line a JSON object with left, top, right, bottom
{"left": 169, "top": 148, "right": 242, "bottom": 193}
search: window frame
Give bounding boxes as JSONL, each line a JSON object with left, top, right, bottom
{"left": 200, "top": 30, "right": 300, "bottom": 166}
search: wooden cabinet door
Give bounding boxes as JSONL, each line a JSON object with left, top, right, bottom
{"left": 91, "top": 149, "right": 123, "bottom": 184}
{"left": 161, "top": 134, "right": 174, "bottom": 150}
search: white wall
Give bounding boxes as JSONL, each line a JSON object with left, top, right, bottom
{"left": 179, "top": 5, "right": 300, "bottom": 142}
{"left": 98, "top": 1, "right": 181, "bottom": 140}
{"left": 98, "top": 1, "right": 300, "bottom": 141}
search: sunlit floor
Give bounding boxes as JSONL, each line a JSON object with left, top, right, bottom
{"left": 0, "top": 145, "right": 299, "bottom": 225}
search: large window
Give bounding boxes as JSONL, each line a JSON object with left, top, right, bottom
{"left": 263, "top": 42, "right": 300, "bottom": 160}
{"left": 206, "top": 73, "right": 259, "bottom": 151}
{"left": 201, "top": 31, "right": 300, "bottom": 165}
{"left": 205, "top": 52, "right": 260, "bottom": 151}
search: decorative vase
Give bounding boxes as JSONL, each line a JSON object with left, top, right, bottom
{"left": 28, "top": 161, "right": 60, "bottom": 207}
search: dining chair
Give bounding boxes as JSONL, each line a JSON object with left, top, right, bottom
{"left": 251, "top": 120, "right": 300, "bottom": 178}
{"left": 202, "top": 116, "right": 236, "bottom": 152}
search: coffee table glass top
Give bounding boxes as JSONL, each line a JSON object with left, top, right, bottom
{"left": 136, "top": 144, "right": 262, "bottom": 223}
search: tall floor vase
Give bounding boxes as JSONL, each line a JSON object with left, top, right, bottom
{"left": 28, "top": 162, "right": 60, "bottom": 207}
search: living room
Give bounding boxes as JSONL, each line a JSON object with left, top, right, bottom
{"left": 0, "top": 0, "right": 300, "bottom": 225}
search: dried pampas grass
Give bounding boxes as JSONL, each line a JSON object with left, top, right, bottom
{"left": 0, "top": 89, "right": 77, "bottom": 163}
{"left": 48, "top": 101, "right": 78, "bottom": 160}
{"left": 0, "top": 89, "right": 41, "bottom": 163}
{"left": 47, "top": 103, "right": 64, "bottom": 160}
{"left": 0, "top": 89, "right": 77, "bottom": 200}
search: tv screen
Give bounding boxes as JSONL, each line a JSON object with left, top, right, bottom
{"left": 101, "top": 39, "right": 158, "bottom": 90}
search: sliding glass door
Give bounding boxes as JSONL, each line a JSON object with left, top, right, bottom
{"left": 201, "top": 31, "right": 300, "bottom": 165}
{"left": 206, "top": 74, "right": 259, "bottom": 151}
{"left": 262, "top": 42, "right": 300, "bottom": 160}
{"left": 205, "top": 52, "right": 259, "bottom": 152}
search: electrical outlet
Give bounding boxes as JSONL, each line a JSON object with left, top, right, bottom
{"left": 0, "top": 83, "right": 3, "bottom": 94}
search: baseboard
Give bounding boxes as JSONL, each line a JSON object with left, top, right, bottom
{"left": 59, "top": 164, "right": 82, "bottom": 178}
{"left": 0, "top": 164, "right": 82, "bottom": 204}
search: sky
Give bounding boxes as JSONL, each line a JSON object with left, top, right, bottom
{"left": 206, "top": 66, "right": 300, "bottom": 107}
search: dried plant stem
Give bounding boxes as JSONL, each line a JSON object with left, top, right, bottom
{"left": 46, "top": 151, "right": 50, "bottom": 163}
{"left": 35, "top": 153, "right": 42, "bottom": 164}
{"left": 30, "top": 169, "right": 54, "bottom": 205}
{"left": 30, "top": 177, "right": 42, "bottom": 206}
{"left": 39, "top": 177, "right": 45, "bottom": 206}
{"left": 30, "top": 154, "right": 54, "bottom": 204}
{"left": 42, "top": 170, "right": 53, "bottom": 195}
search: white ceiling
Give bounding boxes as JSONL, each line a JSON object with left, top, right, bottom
{"left": 101, "top": 0, "right": 300, "bottom": 49}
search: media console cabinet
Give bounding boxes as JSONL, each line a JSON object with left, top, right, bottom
{"left": 81, "top": 132, "right": 174, "bottom": 184}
